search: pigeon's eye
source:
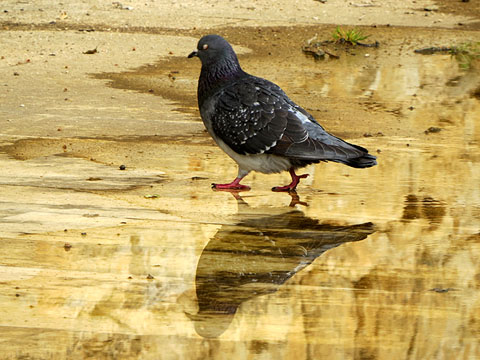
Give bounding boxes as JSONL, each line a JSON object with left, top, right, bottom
{"left": 202, "top": 44, "right": 209, "bottom": 50}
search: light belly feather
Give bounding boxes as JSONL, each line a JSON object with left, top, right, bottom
{"left": 215, "top": 137, "right": 291, "bottom": 174}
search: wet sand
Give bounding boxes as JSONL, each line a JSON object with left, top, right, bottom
{"left": 0, "top": 1, "right": 479, "bottom": 359}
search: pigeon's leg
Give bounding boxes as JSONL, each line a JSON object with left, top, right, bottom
{"left": 212, "top": 169, "right": 250, "bottom": 191}
{"left": 272, "top": 168, "right": 309, "bottom": 192}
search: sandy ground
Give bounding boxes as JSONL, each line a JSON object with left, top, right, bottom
{"left": 1, "top": 0, "right": 480, "bottom": 359}
{"left": 0, "top": 0, "right": 476, "bottom": 138}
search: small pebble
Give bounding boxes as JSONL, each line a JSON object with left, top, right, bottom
{"left": 425, "top": 127, "right": 442, "bottom": 134}
{"left": 119, "top": 164, "right": 126, "bottom": 170}
{"left": 430, "top": 287, "right": 453, "bottom": 293}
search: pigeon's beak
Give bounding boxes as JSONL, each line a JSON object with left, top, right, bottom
{"left": 188, "top": 51, "right": 198, "bottom": 58}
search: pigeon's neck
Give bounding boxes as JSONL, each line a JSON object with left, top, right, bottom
{"left": 198, "top": 57, "right": 245, "bottom": 107}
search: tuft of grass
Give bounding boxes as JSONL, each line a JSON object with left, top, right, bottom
{"left": 332, "top": 26, "right": 370, "bottom": 45}
{"left": 450, "top": 42, "right": 480, "bottom": 69}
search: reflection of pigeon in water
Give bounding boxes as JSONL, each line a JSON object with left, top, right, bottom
{"left": 187, "top": 196, "right": 375, "bottom": 338}
{"left": 188, "top": 34, "right": 377, "bottom": 191}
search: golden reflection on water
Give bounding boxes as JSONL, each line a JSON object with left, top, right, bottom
{"left": 189, "top": 194, "right": 375, "bottom": 338}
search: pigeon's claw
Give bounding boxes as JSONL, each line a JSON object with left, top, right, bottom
{"left": 272, "top": 169, "right": 309, "bottom": 192}
{"left": 271, "top": 184, "right": 300, "bottom": 192}
{"left": 212, "top": 177, "right": 250, "bottom": 191}
{"left": 212, "top": 183, "right": 251, "bottom": 191}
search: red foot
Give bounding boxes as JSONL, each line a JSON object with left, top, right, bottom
{"left": 212, "top": 177, "right": 250, "bottom": 191}
{"left": 272, "top": 169, "right": 309, "bottom": 192}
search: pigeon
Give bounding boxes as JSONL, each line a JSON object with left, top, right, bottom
{"left": 188, "top": 34, "right": 377, "bottom": 191}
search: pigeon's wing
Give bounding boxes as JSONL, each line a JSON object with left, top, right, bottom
{"left": 210, "top": 76, "right": 292, "bottom": 155}
{"left": 270, "top": 104, "right": 371, "bottom": 163}
{"left": 211, "top": 75, "right": 376, "bottom": 167}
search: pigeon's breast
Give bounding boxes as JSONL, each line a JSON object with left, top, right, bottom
{"left": 199, "top": 96, "right": 217, "bottom": 137}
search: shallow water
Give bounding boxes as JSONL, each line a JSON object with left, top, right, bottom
{"left": 0, "top": 26, "right": 479, "bottom": 359}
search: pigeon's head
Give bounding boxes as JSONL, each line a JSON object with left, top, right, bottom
{"left": 188, "top": 35, "right": 239, "bottom": 67}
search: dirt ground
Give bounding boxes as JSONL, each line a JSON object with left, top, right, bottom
{"left": 436, "top": 0, "right": 480, "bottom": 29}
{"left": 0, "top": 0, "right": 479, "bottom": 359}
{"left": 0, "top": 0, "right": 478, "bottom": 140}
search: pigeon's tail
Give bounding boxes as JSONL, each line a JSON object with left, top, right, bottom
{"left": 284, "top": 138, "right": 378, "bottom": 169}
{"left": 332, "top": 142, "right": 377, "bottom": 168}
{"left": 336, "top": 152, "right": 377, "bottom": 168}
